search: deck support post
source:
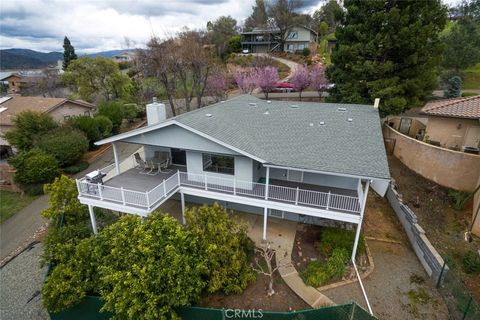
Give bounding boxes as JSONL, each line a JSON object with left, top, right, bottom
{"left": 263, "top": 207, "right": 268, "bottom": 241}
{"left": 352, "top": 180, "right": 370, "bottom": 261}
{"left": 265, "top": 166, "right": 270, "bottom": 200}
{"left": 112, "top": 142, "right": 120, "bottom": 175}
{"left": 181, "top": 192, "right": 186, "bottom": 225}
{"left": 88, "top": 205, "right": 98, "bottom": 234}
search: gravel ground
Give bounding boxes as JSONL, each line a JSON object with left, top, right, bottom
{"left": 0, "top": 242, "right": 48, "bottom": 320}
{"left": 323, "top": 240, "right": 449, "bottom": 320}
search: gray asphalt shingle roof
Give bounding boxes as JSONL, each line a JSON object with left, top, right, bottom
{"left": 173, "top": 95, "right": 390, "bottom": 180}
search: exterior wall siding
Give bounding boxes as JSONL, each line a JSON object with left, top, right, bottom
{"left": 49, "top": 102, "right": 93, "bottom": 122}
{"left": 268, "top": 167, "right": 358, "bottom": 190}
{"left": 123, "top": 124, "right": 241, "bottom": 155}
{"left": 425, "top": 116, "right": 479, "bottom": 148}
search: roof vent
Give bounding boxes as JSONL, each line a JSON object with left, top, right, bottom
{"left": 249, "top": 102, "right": 257, "bottom": 107}
{"left": 267, "top": 100, "right": 272, "bottom": 104}
{"left": 309, "top": 123, "right": 314, "bottom": 127}
{"left": 263, "top": 109, "right": 270, "bottom": 115}
{"left": 347, "top": 118, "right": 353, "bottom": 122}
{"left": 337, "top": 107, "right": 347, "bottom": 112}
{"left": 289, "top": 104, "right": 300, "bottom": 109}
{"left": 152, "top": 97, "right": 157, "bottom": 103}
{"left": 205, "top": 113, "right": 213, "bottom": 118}
{"left": 319, "top": 121, "right": 325, "bottom": 126}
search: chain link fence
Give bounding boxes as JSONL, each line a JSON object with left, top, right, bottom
{"left": 436, "top": 261, "right": 480, "bottom": 320}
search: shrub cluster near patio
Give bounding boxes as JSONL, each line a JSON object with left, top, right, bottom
{"left": 301, "top": 227, "right": 365, "bottom": 288}
{"left": 42, "top": 201, "right": 254, "bottom": 320}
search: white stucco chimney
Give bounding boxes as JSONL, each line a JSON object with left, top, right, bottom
{"left": 373, "top": 98, "right": 380, "bottom": 109}
{"left": 146, "top": 97, "right": 166, "bottom": 125}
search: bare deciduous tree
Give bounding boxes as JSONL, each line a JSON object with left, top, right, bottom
{"left": 138, "top": 38, "right": 179, "bottom": 116}
{"left": 252, "top": 242, "right": 291, "bottom": 296}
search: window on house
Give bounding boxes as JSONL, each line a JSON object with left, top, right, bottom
{"left": 84, "top": 111, "right": 91, "bottom": 116}
{"left": 288, "top": 44, "right": 295, "bottom": 51}
{"left": 298, "top": 44, "right": 305, "bottom": 50}
{"left": 202, "top": 153, "right": 235, "bottom": 175}
{"left": 288, "top": 31, "right": 298, "bottom": 39}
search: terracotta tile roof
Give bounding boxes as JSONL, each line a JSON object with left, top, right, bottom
{"left": 421, "top": 95, "right": 480, "bottom": 119}
{"left": 0, "top": 96, "right": 95, "bottom": 126}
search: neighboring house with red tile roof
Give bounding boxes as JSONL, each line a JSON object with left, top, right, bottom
{"left": 420, "top": 96, "right": 480, "bottom": 151}
{"left": 0, "top": 96, "right": 95, "bottom": 148}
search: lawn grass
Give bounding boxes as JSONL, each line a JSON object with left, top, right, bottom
{"left": 462, "top": 63, "right": 480, "bottom": 89}
{"left": 0, "top": 191, "right": 38, "bottom": 223}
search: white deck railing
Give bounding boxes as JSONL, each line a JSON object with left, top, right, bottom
{"left": 77, "top": 171, "right": 362, "bottom": 214}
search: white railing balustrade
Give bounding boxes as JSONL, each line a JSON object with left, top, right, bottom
{"left": 77, "top": 171, "right": 362, "bottom": 214}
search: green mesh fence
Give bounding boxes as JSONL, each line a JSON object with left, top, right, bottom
{"left": 436, "top": 262, "right": 480, "bottom": 320}
{"left": 49, "top": 297, "right": 377, "bottom": 320}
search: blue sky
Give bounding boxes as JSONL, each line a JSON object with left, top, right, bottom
{"left": 0, "top": 0, "right": 461, "bottom": 54}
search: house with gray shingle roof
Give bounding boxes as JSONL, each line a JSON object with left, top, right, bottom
{"left": 76, "top": 95, "right": 390, "bottom": 261}
{"left": 420, "top": 95, "right": 480, "bottom": 151}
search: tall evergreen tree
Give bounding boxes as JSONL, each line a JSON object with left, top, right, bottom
{"left": 62, "top": 36, "right": 77, "bottom": 71}
{"left": 327, "top": 0, "right": 447, "bottom": 115}
{"left": 245, "top": 0, "right": 269, "bottom": 30}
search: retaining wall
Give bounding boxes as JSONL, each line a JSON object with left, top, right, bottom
{"left": 386, "top": 185, "right": 448, "bottom": 282}
{"left": 383, "top": 124, "right": 480, "bottom": 192}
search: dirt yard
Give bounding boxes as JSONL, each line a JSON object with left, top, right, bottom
{"left": 200, "top": 255, "right": 310, "bottom": 311}
{"left": 388, "top": 155, "right": 480, "bottom": 302}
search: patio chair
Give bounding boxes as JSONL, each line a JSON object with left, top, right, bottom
{"left": 145, "top": 160, "right": 160, "bottom": 176}
{"left": 154, "top": 151, "right": 172, "bottom": 173}
{"left": 134, "top": 153, "right": 151, "bottom": 174}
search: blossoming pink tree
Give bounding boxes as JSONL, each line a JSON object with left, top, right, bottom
{"left": 206, "top": 68, "right": 228, "bottom": 102}
{"left": 290, "top": 65, "right": 310, "bottom": 100}
{"left": 309, "top": 64, "right": 328, "bottom": 97}
{"left": 234, "top": 68, "right": 257, "bottom": 94}
{"left": 254, "top": 66, "right": 279, "bottom": 99}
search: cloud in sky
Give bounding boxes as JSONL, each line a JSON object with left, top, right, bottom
{"left": 0, "top": 0, "right": 460, "bottom": 53}
{"left": 0, "top": 0, "right": 260, "bottom": 53}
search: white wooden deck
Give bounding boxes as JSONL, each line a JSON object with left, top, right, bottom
{"left": 77, "top": 167, "right": 362, "bottom": 218}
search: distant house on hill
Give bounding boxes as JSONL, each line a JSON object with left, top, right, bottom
{"left": 241, "top": 25, "right": 317, "bottom": 53}
{"left": 113, "top": 51, "right": 136, "bottom": 63}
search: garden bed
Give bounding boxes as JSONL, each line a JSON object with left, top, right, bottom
{"left": 200, "top": 251, "right": 310, "bottom": 311}
{"left": 292, "top": 223, "right": 370, "bottom": 288}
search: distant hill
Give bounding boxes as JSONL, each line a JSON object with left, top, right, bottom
{"left": 0, "top": 49, "right": 62, "bottom": 70}
{"left": 0, "top": 48, "right": 138, "bottom": 70}
{"left": 84, "top": 49, "right": 136, "bottom": 58}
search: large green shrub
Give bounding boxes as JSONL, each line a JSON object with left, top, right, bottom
{"left": 68, "top": 115, "right": 112, "bottom": 149}
{"left": 185, "top": 203, "right": 255, "bottom": 294}
{"left": 42, "top": 204, "right": 256, "bottom": 319}
{"left": 318, "top": 227, "right": 365, "bottom": 258}
{"left": 42, "top": 214, "right": 206, "bottom": 319}
{"left": 3, "top": 111, "right": 59, "bottom": 151}
{"left": 36, "top": 128, "right": 88, "bottom": 167}
{"left": 97, "top": 101, "right": 124, "bottom": 134}
{"left": 301, "top": 248, "right": 349, "bottom": 287}
{"left": 8, "top": 149, "right": 59, "bottom": 189}
{"left": 63, "top": 161, "right": 89, "bottom": 174}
